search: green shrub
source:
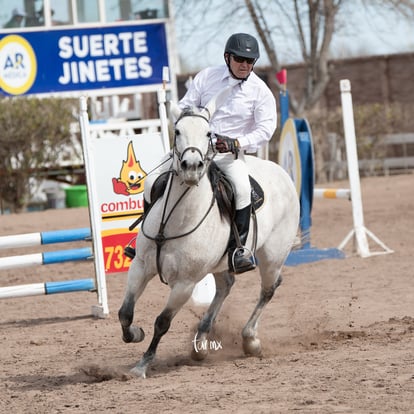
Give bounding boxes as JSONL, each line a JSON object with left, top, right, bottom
{"left": 0, "top": 97, "right": 77, "bottom": 212}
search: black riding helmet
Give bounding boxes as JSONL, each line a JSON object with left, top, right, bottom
{"left": 224, "top": 33, "right": 259, "bottom": 80}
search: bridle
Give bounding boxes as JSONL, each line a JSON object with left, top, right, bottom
{"left": 172, "top": 108, "right": 213, "bottom": 165}
{"left": 141, "top": 109, "right": 219, "bottom": 284}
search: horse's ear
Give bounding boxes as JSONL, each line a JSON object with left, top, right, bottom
{"left": 204, "top": 86, "right": 234, "bottom": 119}
{"left": 169, "top": 101, "right": 182, "bottom": 123}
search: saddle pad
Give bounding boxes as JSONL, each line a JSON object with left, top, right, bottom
{"left": 249, "top": 176, "right": 264, "bottom": 211}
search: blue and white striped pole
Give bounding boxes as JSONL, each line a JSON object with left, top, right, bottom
{"left": 0, "top": 228, "right": 91, "bottom": 250}
{"left": 0, "top": 278, "right": 95, "bottom": 299}
{"left": 0, "top": 247, "right": 93, "bottom": 270}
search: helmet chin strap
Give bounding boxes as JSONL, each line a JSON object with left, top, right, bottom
{"left": 224, "top": 55, "right": 253, "bottom": 82}
{"left": 228, "top": 66, "right": 249, "bottom": 81}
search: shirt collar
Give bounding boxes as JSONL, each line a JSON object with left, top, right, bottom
{"left": 220, "top": 65, "right": 231, "bottom": 82}
{"left": 220, "top": 65, "right": 251, "bottom": 87}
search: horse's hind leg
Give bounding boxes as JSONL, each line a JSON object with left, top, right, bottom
{"left": 131, "top": 280, "right": 195, "bottom": 378}
{"left": 191, "top": 271, "right": 235, "bottom": 361}
{"left": 241, "top": 268, "right": 283, "bottom": 356}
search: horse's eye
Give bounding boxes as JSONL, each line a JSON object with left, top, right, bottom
{"left": 175, "top": 129, "right": 180, "bottom": 136}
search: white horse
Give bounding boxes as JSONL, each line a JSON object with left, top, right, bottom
{"left": 118, "top": 96, "right": 300, "bottom": 378}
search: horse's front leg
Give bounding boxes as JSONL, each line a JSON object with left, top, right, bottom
{"left": 191, "top": 271, "right": 235, "bottom": 361}
{"left": 131, "top": 280, "right": 195, "bottom": 378}
{"left": 118, "top": 257, "right": 154, "bottom": 344}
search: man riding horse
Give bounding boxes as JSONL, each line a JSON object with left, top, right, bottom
{"left": 145, "top": 33, "right": 277, "bottom": 274}
{"left": 118, "top": 37, "right": 299, "bottom": 377}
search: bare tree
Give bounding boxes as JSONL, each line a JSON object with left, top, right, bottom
{"left": 245, "top": 0, "right": 342, "bottom": 115}
{"left": 173, "top": 0, "right": 414, "bottom": 116}
{"left": 174, "top": 0, "right": 344, "bottom": 115}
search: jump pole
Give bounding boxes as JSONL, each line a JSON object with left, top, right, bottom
{"left": 0, "top": 227, "right": 91, "bottom": 250}
{"left": 338, "top": 80, "right": 393, "bottom": 257}
{"left": 0, "top": 278, "right": 95, "bottom": 299}
{"left": 0, "top": 247, "right": 93, "bottom": 270}
{"left": 0, "top": 226, "right": 98, "bottom": 302}
{"left": 314, "top": 188, "right": 350, "bottom": 200}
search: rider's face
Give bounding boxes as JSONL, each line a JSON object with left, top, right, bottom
{"left": 226, "top": 54, "right": 254, "bottom": 78}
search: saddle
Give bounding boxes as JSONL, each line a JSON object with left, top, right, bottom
{"left": 207, "top": 161, "right": 264, "bottom": 220}
{"left": 147, "top": 162, "right": 264, "bottom": 220}
{"left": 134, "top": 162, "right": 264, "bottom": 222}
{"left": 124, "top": 162, "right": 264, "bottom": 261}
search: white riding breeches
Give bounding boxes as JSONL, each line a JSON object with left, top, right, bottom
{"left": 214, "top": 152, "right": 251, "bottom": 210}
{"left": 144, "top": 151, "right": 251, "bottom": 210}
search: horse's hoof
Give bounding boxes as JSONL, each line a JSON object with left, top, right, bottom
{"left": 130, "top": 364, "right": 147, "bottom": 379}
{"left": 123, "top": 326, "right": 145, "bottom": 343}
{"left": 191, "top": 332, "right": 208, "bottom": 361}
{"left": 242, "top": 337, "right": 262, "bottom": 356}
{"left": 191, "top": 347, "right": 208, "bottom": 361}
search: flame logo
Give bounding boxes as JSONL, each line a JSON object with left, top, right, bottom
{"left": 112, "top": 141, "right": 147, "bottom": 196}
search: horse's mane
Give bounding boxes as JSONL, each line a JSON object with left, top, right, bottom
{"left": 175, "top": 106, "right": 210, "bottom": 124}
{"left": 181, "top": 106, "right": 197, "bottom": 116}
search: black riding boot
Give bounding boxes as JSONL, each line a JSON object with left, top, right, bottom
{"left": 228, "top": 204, "right": 256, "bottom": 274}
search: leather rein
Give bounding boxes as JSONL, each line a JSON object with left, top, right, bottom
{"left": 141, "top": 110, "right": 218, "bottom": 285}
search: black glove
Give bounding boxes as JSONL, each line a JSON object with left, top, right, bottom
{"left": 215, "top": 135, "right": 239, "bottom": 154}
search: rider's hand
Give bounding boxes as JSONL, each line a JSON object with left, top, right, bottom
{"left": 215, "top": 135, "right": 239, "bottom": 154}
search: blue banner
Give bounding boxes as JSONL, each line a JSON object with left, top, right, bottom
{"left": 0, "top": 23, "right": 169, "bottom": 96}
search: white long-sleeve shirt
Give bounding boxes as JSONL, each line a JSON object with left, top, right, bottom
{"left": 179, "top": 65, "right": 277, "bottom": 153}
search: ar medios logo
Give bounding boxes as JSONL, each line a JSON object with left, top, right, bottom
{"left": 0, "top": 35, "right": 37, "bottom": 95}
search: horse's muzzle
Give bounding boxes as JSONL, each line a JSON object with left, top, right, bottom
{"left": 180, "top": 159, "right": 205, "bottom": 185}
{"left": 179, "top": 147, "right": 206, "bottom": 185}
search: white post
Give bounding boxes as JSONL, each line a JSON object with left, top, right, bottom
{"left": 157, "top": 66, "right": 171, "bottom": 154}
{"left": 339, "top": 80, "right": 370, "bottom": 257}
{"left": 338, "top": 80, "right": 393, "bottom": 257}
{"left": 79, "top": 96, "right": 110, "bottom": 318}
